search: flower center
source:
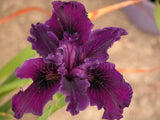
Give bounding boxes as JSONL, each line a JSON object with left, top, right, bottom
{"left": 46, "top": 73, "right": 61, "bottom": 81}
{"left": 87, "top": 74, "right": 94, "bottom": 82}
{"left": 63, "top": 32, "right": 79, "bottom": 42}
{"left": 87, "top": 70, "right": 105, "bottom": 89}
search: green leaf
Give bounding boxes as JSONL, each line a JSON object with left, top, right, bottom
{"left": 0, "top": 112, "right": 13, "bottom": 120}
{"left": 0, "top": 89, "right": 14, "bottom": 100}
{"left": 0, "top": 45, "right": 36, "bottom": 82}
{"left": 38, "top": 94, "right": 67, "bottom": 120}
{"left": 55, "top": 95, "right": 66, "bottom": 108}
{"left": 53, "top": 92, "right": 63, "bottom": 100}
{"left": 0, "top": 73, "right": 19, "bottom": 99}
{"left": 0, "top": 116, "right": 10, "bottom": 120}
{"left": 154, "top": 0, "right": 160, "bottom": 31}
{"left": 1, "top": 73, "right": 17, "bottom": 86}
{"left": 0, "top": 78, "right": 32, "bottom": 95}
{"left": 0, "top": 71, "right": 31, "bottom": 100}
{"left": 88, "top": 13, "right": 92, "bottom": 19}
{"left": 38, "top": 105, "right": 53, "bottom": 120}
{"left": 8, "top": 110, "right": 14, "bottom": 116}
{"left": 0, "top": 99, "right": 11, "bottom": 112}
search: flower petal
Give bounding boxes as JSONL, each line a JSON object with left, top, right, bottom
{"left": 12, "top": 58, "right": 61, "bottom": 119}
{"left": 77, "top": 27, "right": 127, "bottom": 65}
{"left": 70, "top": 64, "right": 87, "bottom": 78}
{"left": 28, "top": 23, "right": 59, "bottom": 57}
{"left": 87, "top": 62, "right": 133, "bottom": 120}
{"left": 12, "top": 80, "right": 60, "bottom": 119}
{"left": 59, "top": 41, "right": 77, "bottom": 70}
{"left": 44, "top": 50, "right": 63, "bottom": 66}
{"left": 59, "top": 77, "right": 90, "bottom": 115}
{"left": 15, "top": 58, "right": 44, "bottom": 80}
{"left": 46, "top": 1, "right": 93, "bottom": 44}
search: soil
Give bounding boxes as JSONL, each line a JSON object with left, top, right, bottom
{"left": 0, "top": 0, "right": 160, "bottom": 120}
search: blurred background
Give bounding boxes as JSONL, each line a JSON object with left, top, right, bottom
{"left": 0, "top": 0, "right": 160, "bottom": 120}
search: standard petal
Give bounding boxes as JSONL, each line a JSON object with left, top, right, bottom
{"left": 59, "top": 77, "right": 90, "bottom": 115}
{"left": 77, "top": 27, "right": 127, "bottom": 65}
{"left": 44, "top": 50, "right": 63, "bottom": 66}
{"left": 28, "top": 23, "right": 59, "bottom": 57}
{"left": 87, "top": 62, "right": 133, "bottom": 120}
{"left": 46, "top": 1, "right": 93, "bottom": 44}
{"left": 15, "top": 58, "right": 44, "bottom": 79}
{"left": 12, "top": 80, "right": 60, "bottom": 119}
{"left": 59, "top": 42, "right": 77, "bottom": 70}
{"left": 70, "top": 64, "right": 87, "bottom": 78}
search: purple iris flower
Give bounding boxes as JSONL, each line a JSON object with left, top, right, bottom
{"left": 12, "top": 1, "right": 133, "bottom": 120}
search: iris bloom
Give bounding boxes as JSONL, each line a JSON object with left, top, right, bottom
{"left": 12, "top": 1, "right": 133, "bottom": 120}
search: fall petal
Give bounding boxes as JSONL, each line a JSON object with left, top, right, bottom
{"left": 12, "top": 80, "right": 60, "bottom": 119}
{"left": 59, "top": 77, "right": 90, "bottom": 115}
{"left": 15, "top": 58, "right": 44, "bottom": 80}
{"left": 87, "top": 62, "right": 133, "bottom": 120}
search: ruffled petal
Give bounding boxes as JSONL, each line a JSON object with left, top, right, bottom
{"left": 13, "top": 58, "right": 61, "bottom": 119}
{"left": 15, "top": 58, "right": 44, "bottom": 80}
{"left": 28, "top": 23, "right": 59, "bottom": 57}
{"left": 87, "top": 62, "right": 133, "bottom": 120}
{"left": 44, "top": 50, "right": 63, "bottom": 66}
{"left": 59, "top": 77, "right": 90, "bottom": 115}
{"left": 12, "top": 81, "right": 60, "bottom": 119}
{"left": 77, "top": 27, "right": 127, "bottom": 65}
{"left": 46, "top": 1, "right": 93, "bottom": 44}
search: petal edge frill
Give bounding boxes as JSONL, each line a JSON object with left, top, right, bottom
{"left": 12, "top": 81, "right": 60, "bottom": 119}
{"left": 46, "top": 1, "right": 93, "bottom": 44}
{"left": 87, "top": 62, "right": 133, "bottom": 120}
{"left": 59, "top": 77, "right": 90, "bottom": 115}
{"left": 77, "top": 27, "right": 127, "bottom": 65}
{"left": 28, "top": 23, "right": 59, "bottom": 57}
{"left": 13, "top": 58, "right": 61, "bottom": 119}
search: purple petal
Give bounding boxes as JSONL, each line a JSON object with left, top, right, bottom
{"left": 59, "top": 77, "right": 90, "bottom": 115}
{"left": 44, "top": 50, "right": 63, "bottom": 66}
{"left": 46, "top": 1, "right": 93, "bottom": 44}
{"left": 12, "top": 81, "right": 60, "bottom": 119}
{"left": 63, "top": 32, "right": 79, "bottom": 42}
{"left": 59, "top": 42, "right": 77, "bottom": 70}
{"left": 13, "top": 58, "right": 61, "bottom": 119}
{"left": 15, "top": 58, "right": 44, "bottom": 79}
{"left": 57, "top": 63, "right": 68, "bottom": 76}
{"left": 70, "top": 64, "right": 87, "bottom": 78}
{"left": 28, "top": 23, "right": 59, "bottom": 57}
{"left": 77, "top": 27, "right": 127, "bottom": 65}
{"left": 87, "top": 62, "right": 133, "bottom": 120}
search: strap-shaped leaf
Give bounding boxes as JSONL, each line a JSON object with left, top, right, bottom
{"left": 0, "top": 73, "right": 19, "bottom": 99}
{"left": 0, "top": 79, "right": 32, "bottom": 96}
{"left": 38, "top": 94, "right": 66, "bottom": 120}
{"left": 154, "top": 0, "right": 160, "bottom": 31}
{"left": 0, "top": 115, "right": 10, "bottom": 120}
{"left": 53, "top": 92, "right": 63, "bottom": 100}
{"left": 0, "top": 112, "right": 14, "bottom": 120}
{"left": 0, "top": 90, "right": 14, "bottom": 100}
{"left": 0, "top": 70, "right": 31, "bottom": 100}
{"left": 0, "top": 99, "right": 11, "bottom": 112}
{"left": 0, "top": 45, "right": 36, "bottom": 82}
{"left": 1, "top": 73, "right": 16, "bottom": 86}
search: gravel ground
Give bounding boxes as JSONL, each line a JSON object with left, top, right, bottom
{"left": 0, "top": 0, "right": 160, "bottom": 120}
